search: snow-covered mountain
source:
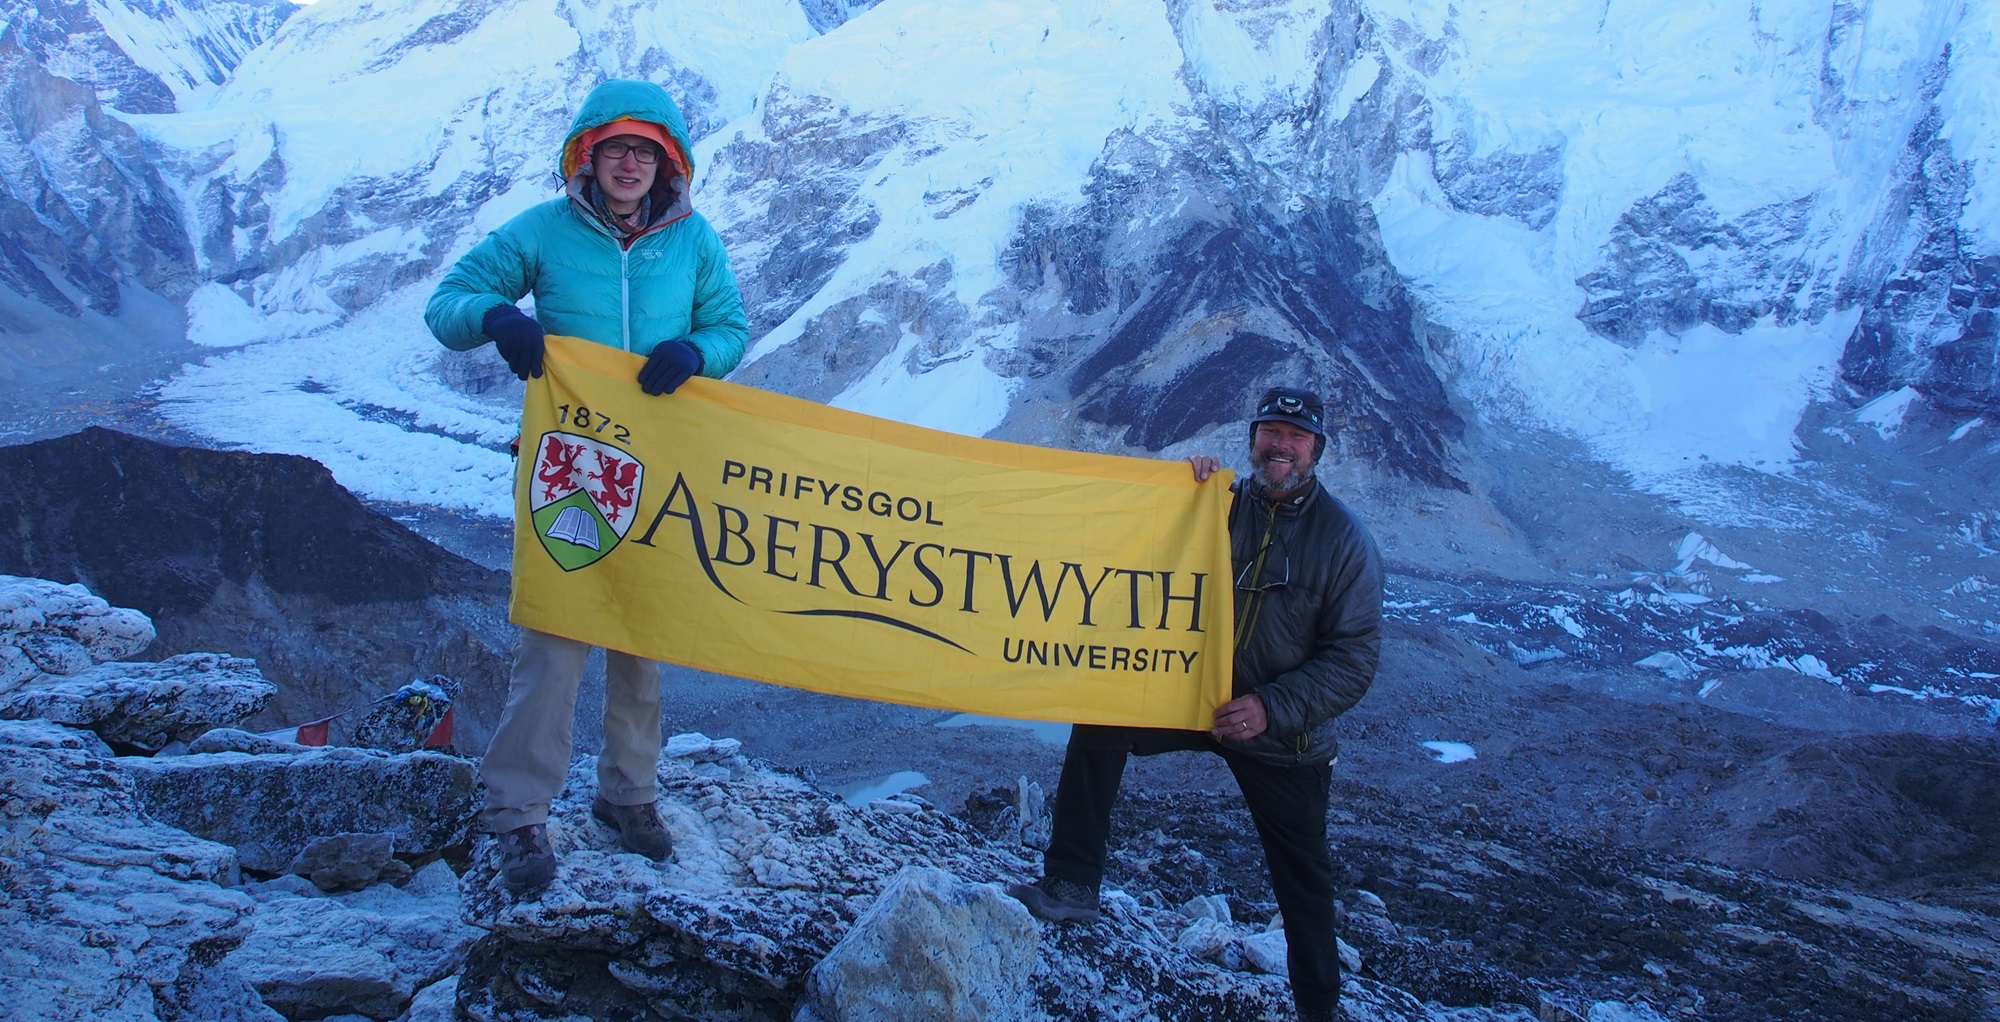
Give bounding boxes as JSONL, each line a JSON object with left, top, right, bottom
{"left": 3, "top": 0, "right": 1997, "bottom": 511}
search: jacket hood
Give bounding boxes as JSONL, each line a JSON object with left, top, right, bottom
{"left": 559, "top": 79, "right": 696, "bottom": 180}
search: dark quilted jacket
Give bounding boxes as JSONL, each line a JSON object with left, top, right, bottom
{"left": 1221, "top": 479, "right": 1383, "bottom": 766}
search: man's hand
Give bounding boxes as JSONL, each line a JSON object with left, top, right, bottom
{"left": 638, "top": 339, "right": 703, "bottom": 395}
{"left": 1211, "top": 693, "right": 1268, "bottom": 741}
{"left": 483, "top": 305, "right": 545, "bottom": 380}
{"left": 1187, "top": 455, "right": 1221, "bottom": 482}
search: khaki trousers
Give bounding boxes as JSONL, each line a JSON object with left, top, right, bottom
{"left": 479, "top": 628, "right": 663, "bottom": 832}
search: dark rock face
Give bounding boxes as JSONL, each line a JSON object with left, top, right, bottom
{"left": 996, "top": 134, "right": 1466, "bottom": 489}
{"left": 0, "top": 427, "right": 515, "bottom": 751}
{"left": 3, "top": 0, "right": 293, "bottom": 115}
{"left": 1432, "top": 131, "right": 1564, "bottom": 230}
{"left": 708, "top": 86, "right": 902, "bottom": 340}
{"left": 1574, "top": 173, "right": 1831, "bottom": 347}
{"left": 1837, "top": 61, "right": 2000, "bottom": 418}
{"left": 1088, "top": 773, "right": 1999, "bottom": 1022}
{"left": 0, "top": 42, "right": 197, "bottom": 320}
{"left": 1700, "top": 732, "right": 2000, "bottom": 886}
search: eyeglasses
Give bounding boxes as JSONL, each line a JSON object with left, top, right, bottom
{"left": 1257, "top": 394, "right": 1322, "bottom": 428}
{"left": 1235, "top": 554, "right": 1289, "bottom": 592}
{"left": 594, "top": 140, "right": 664, "bottom": 164}
{"left": 1235, "top": 525, "right": 1290, "bottom": 592}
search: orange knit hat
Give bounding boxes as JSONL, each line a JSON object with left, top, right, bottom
{"left": 566, "top": 118, "right": 688, "bottom": 178}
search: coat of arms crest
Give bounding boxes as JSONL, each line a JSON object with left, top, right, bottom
{"left": 528, "top": 431, "right": 644, "bottom": 571}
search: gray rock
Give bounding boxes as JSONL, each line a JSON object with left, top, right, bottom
{"left": 226, "top": 859, "right": 479, "bottom": 1021}
{"left": 798, "top": 866, "right": 1039, "bottom": 1022}
{"left": 122, "top": 746, "right": 479, "bottom": 873}
{"left": 0, "top": 718, "right": 277, "bottom": 1022}
{"left": 1175, "top": 916, "right": 1235, "bottom": 961}
{"left": 188, "top": 726, "right": 312, "bottom": 755}
{"left": 0, "top": 576, "right": 155, "bottom": 695}
{"left": 288, "top": 831, "right": 412, "bottom": 892}
{"left": 454, "top": 740, "right": 1297, "bottom": 1022}
{"left": 397, "top": 976, "right": 459, "bottom": 1022}
{"left": 1238, "top": 929, "right": 1288, "bottom": 976}
{"left": 1015, "top": 776, "right": 1049, "bottom": 851}
{"left": 1, "top": 652, "right": 274, "bottom": 750}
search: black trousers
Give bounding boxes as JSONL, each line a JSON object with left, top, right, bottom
{"left": 1043, "top": 724, "right": 1341, "bottom": 1018}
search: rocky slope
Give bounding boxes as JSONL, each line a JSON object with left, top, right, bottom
{"left": 3, "top": 568, "right": 1995, "bottom": 1021}
{"left": 0, "top": 427, "right": 517, "bottom": 751}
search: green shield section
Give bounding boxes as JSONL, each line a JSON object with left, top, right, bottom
{"left": 533, "top": 489, "right": 619, "bottom": 571}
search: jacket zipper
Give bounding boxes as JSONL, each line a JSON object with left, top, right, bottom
{"left": 618, "top": 243, "right": 632, "bottom": 351}
{"left": 1236, "top": 500, "right": 1279, "bottom": 651}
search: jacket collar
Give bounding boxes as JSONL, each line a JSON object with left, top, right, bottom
{"left": 565, "top": 169, "right": 693, "bottom": 241}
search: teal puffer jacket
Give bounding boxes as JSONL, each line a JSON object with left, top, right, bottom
{"left": 425, "top": 79, "right": 748, "bottom": 374}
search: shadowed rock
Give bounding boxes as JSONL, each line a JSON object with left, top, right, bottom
{"left": 0, "top": 718, "right": 276, "bottom": 1022}
{"left": 1, "top": 652, "right": 274, "bottom": 751}
{"left": 122, "top": 746, "right": 479, "bottom": 874}
{"left": 225, "top": 861, "right": 479, "bottom": 1020}
{"left": 0, "top": 427, "right": 515, "bottom": 753}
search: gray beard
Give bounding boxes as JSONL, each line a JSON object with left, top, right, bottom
{"left": 1251, "top": 457, "right": 1313, "bottom": 495}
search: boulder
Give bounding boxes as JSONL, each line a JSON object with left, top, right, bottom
{"left": 797, "top": 866, "right": 1038, "bottom": 1022}
{"left": 0, "top": 718, "right": 277, "bottom": 1021}
{"left": 1, "top": 652, "right": 274, "bottom": 750}
{"left": 225, "top": 860, "right": 481, "bottom": 1020}
{"left": 398, "top": 977, "right": 459, "bottom": 1022}
{"left": 453, "top": 735, "right": 1298, "bottom": 1022}
{"left": 122, "top": 746, "right": 479, "bottom": 873}
{"left": 0, "top": 575, "right": 154, "bottom": 694}
{"left": 287, "top": 831, "right": 413, "bottom": 892}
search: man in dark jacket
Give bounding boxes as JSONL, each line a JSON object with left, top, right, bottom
{"left": 1008, "top": 385, "right": 1383, "bottom": 1022}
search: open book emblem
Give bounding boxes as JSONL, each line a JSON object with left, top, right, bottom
{"left": 526, "top": 431, "right": 644, "bottom": 571}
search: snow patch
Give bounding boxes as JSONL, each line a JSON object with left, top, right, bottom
{"left": 184, "top": 283, "right": 264, "bottom": 348}
{"left": 1421, "top": 741, "right": 1476, "bottom": 764}
{"left": 1674, "top": 532, "right": 1752, "bottom": 573}
{"left": 1635, "top": 652, "right": 1696, "bottom": 681}
{"left": 1855, "top": 386, "right": 1919, "bottom": 439}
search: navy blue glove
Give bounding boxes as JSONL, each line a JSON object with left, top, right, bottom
{"left": 482, "top": 305, "right": 545, "bottom": 380}
{"left": 638, "top": 339, "right": 703, "bottom": 395}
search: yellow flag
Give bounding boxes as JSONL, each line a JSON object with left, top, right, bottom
{"left": 511, "top": 336, "right": 1235, "bottom": 730}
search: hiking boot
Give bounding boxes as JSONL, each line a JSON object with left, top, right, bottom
{"left": 1005, "top": 875, "right": 1101, "bottom": 923}
{"left": 496, "top": 823, "right": 556, "bottom": 895}
{"left": 591, "top": 796, "right": 673, "bottom": 861}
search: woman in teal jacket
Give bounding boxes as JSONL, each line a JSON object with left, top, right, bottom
{"left": 426, "top": 77, "right": 748, "bottom": 391}
{"left": 426, "top": 78, "right": 748, "bottom": 896}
